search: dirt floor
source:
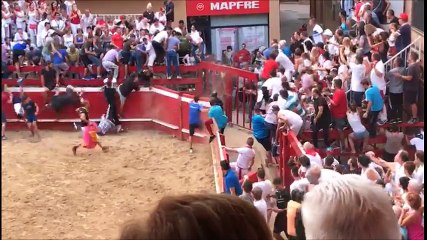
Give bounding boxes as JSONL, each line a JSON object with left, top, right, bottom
{"left": 1, "top": 130, "right": 214, "bottom": 239}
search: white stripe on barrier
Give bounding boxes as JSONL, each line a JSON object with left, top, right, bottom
{"left": 181, "top": 129, "right": 208, "bottom": 138}
{"left": 7, "top": 118, "right": 153, "bottom": 123}
{"left": 152, "top": 119, "right": 179, "bottom": 130}
{"left": 216, "top": 131, "right": 226, "bottom": 161}
{"left": 152, "top": 88, "right": 179, "bottom": 99}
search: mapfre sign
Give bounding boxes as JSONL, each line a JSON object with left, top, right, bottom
{"left": 186, "top": 0, "right": 270, "bottom": 16}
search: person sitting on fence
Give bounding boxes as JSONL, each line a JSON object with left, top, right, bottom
{"left": 116, "top": 72, "right": 141, "bottom": 115}
{"left": 205, "top": 98, "right": 228, "bottom": 143}
{"left": 100, "top": 73, "right": 122, "bottom": 135}
{"left": 252, "top": 107, "right": 274, "bottom": 167}
{"left": 165, "top": 29, "right": 181, "bottom": 79}
{"left": 102, "top": 44, "right": 120, "bottom": 83}
{"left": 224, "top": 137, "right": 256, "bottom": 180}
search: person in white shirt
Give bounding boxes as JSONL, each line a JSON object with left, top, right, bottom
{"left": 309, "top": 17, "right": 323, "bottom": 44}
{"left": 368, "top": 150, "right": 410, "bottom": 184}
{"left": 14, "top": 5, "right": 26, "bottom": 31}
{"left": 142, "top": 37, "right": 156, "bottom": 72}
{"left": 1, "top": 3, "right": 12, "bottom": 43}
{"left": 149, "top": 19, "right": 165, "bottom": 35}
{"left": 13, "top": 28, "right": 29, "bottom": 44}
{"left": 252, "top": 167, "right": 274, "bottom": 221}
{"left": 409, "top": 129, "right": 424, "bottom": 152}
{"left": 80, "top": 9, "right": 96, "bottom": 33}
{"left": 253, "top": 187, "right": 268, "bottom": 223}
{"left": 323, "top": 29, "right": 339, "bottom": 57}
{"left": 50, "top": 12, "right": 65, "bottom": 33}
{"left": 302, "top": 142, "right": 323, "bottom": 167}
{"left": 276, "top": 109, "right": 304, "bottom": 136}
{"left": 152, "top": 28, "right": 171, "bottom": 63}
{"left": 347, "top": 103, "right": 369, "bottom": 153}
{"left": 224, "top": 137, "right": 256, "bottom": 180}
{"left": 370, "top": 52, "right": 387, "bottom": 124}
{"left": 348, "top": 54, "right": 367, "bottom": 107}
{"left": 36, "top": 13, "right": 49, "bottom": 48}
{"left": 276, "top": 40, "right": 294, "bottom": 81}
{"left": 290, "top": 166, "right": 309, "bottom": 193}
{"left": 154, "top": 9, "right": 167, "bottom": 24}
{"left": 135, "top": 17, "right": 150, "bottom": 31}
{"left": 264, "top": 101, "right": 280, "bottom": 144}
{"left": 263, "top": 74, "right": 283, "bottom": 98}
{"left": 26, "top": 3, "right": 39, "bottom": 44}
{"left": 413, "top": 151, "right": 424, "bottom": 184}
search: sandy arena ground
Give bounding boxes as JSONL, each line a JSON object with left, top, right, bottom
{"left": 1, "top": 130, "right": 214, "bottom": 239}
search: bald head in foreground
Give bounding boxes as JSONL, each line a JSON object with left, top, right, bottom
{"left": 120, "top": 194, "right": 273, "bottom": 240}
{"left": 302, "top": 174, "right": 400, "bottom": 240}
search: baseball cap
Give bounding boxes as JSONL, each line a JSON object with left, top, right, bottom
{"left": 278, "top": 40, "right": 287, "bottom": 48}
{"left": 399, "top": 12, "right": 408, "bottom": 22}
{"left": 323, "top": 29, "right": 333, "bottom": 37}
{"left": 173, "top": 27, "right": 182, "bottom": 35}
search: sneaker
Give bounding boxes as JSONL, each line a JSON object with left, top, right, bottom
{"left": 177, "top": 75, "right": 182, "bottom": 79}
{"left": 209, "top": 135, "right": 216, "bottom": 143}
{"left": 73, "top": 122, "right": 78, "bottom": 130}
{"left": 96, "top": 75, "right": 102, "bottom": 79}
{"left": 189, "top": 148, "right": 193, "bottom": 153}
{"left": 167, "top": 75, "right": 172, "bottom": 80}
{"left": 396, "top": 118, "right": 403, "bottom": 123}
{"left": 82, "top": 75, "right": 92, "bottom": 80}
{"left": 377, "top": 120, "right": 387, "bottom": 126}
{"left": 407, "top": 118, "right": 418, "bottom": 124}
{"left": 17, "top": 77, "right": 24, "bottom": 86}
{"left": 389, "top": 119, "right": 397, "bottom": 124}
{"left": 112, "top": 78, "right": 117, "bottom": 83}
{"left": 103, "top": 78, "right": 109, "bottom": 84}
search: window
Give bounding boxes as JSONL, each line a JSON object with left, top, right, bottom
{"left": 412, "top": 0, "right": 424, "bottom": 31}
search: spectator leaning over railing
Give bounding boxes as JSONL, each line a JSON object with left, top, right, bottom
{"left": 165, "top": 28, "right": 181, "bottom": 79}
{"left": 102, "top": 44, "right": 120, "bottom": 83}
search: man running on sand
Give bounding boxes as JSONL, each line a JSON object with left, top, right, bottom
{"left": 21, "top": 94, "right": 41, "bottom": 141}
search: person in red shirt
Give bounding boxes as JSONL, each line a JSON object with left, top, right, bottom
{"left": 325, "top": 79, "right": 348, "bottom": 151}
{"left": 2, "top": 85, "right": 12, "bottom": 140}
{"left": 233, "top": 43, "right": 251, "bottom": 68}
{"left": 111, "top": 26, "right": 124, "bottom": 49}
{"left": 260, "top": 50, "right": 279, "bottom": 81}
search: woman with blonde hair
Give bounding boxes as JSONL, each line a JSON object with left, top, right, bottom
{"left": 120, "top": 194, "right": 273, "bottom": 240}
{"left": 143, "top": 2, "right": 155, "bottom": 24}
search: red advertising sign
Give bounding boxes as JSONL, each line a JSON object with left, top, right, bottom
{"left": 186, "top": 0, "right": 270, "bottom": 16}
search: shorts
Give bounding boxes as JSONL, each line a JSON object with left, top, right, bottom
{"left": 353, "top": 130, "right": 368, "bottom": 140}
{"left": 13, "top": 49, "right": 26, "bottom": 64}
{"left": 45, "top": 82, "right": 56, "bottom": 91}
{"left": 1, "top": 112, "right": 6, "bottom": 123}
{"left": 348, "top": 91, "right": 364, "bottom": 107}
{"left": 26, "top": 114, "right": 37, "bottom": 123}
{"left": 273, "top": 211, "right": 286, "bottom": 234}
{"left": 256, "top": 136, "right": 272, "bottom": 152}
{"left": 80, "top": 54, "right": 91, "bottom": 67}
{"left": 404, "top": 91, "right": 418, "bottom": 105}
{"left": 189, "top": 123, "right": 200, "bottom": 136}
{"left": 333, "top": 117, "right": 347, "bottom": 130}
{"left": 53, "top": 63, "right": 69, "bottom": 72}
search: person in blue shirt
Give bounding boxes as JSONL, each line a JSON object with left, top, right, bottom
{"left": 252, "top": 107, "right": 274, "bottom": 166}
{"left": 206, "top": 99, "right": 228, "bottom": 143}
{"left": 52, "top": 47, "right": 69, "bottom": 80}
{"left": 362, "top": 79, "right": 383, "bottom": 137}
{"left": 220, "top": 160, "right": 242, "bottom": 196}
{"left": 12, "top": 39, "right": 30, "bottom": 83}
{"left": 188, "top": 95, "right": 205, "bottom": 153}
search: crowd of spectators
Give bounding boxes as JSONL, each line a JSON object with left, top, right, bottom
{"left": 1, "top": 0, "right": 205, "bottom": 82}
{"left": 219, "top": 0, "right": 423, "bottom": 162}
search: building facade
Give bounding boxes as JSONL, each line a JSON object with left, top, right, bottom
{"left": 76, "top": 0, "right": 280, "bottom": 59}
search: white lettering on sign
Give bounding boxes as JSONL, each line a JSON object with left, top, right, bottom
{"left": 210, "top": 1, "right": 260, "bottom": 11}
